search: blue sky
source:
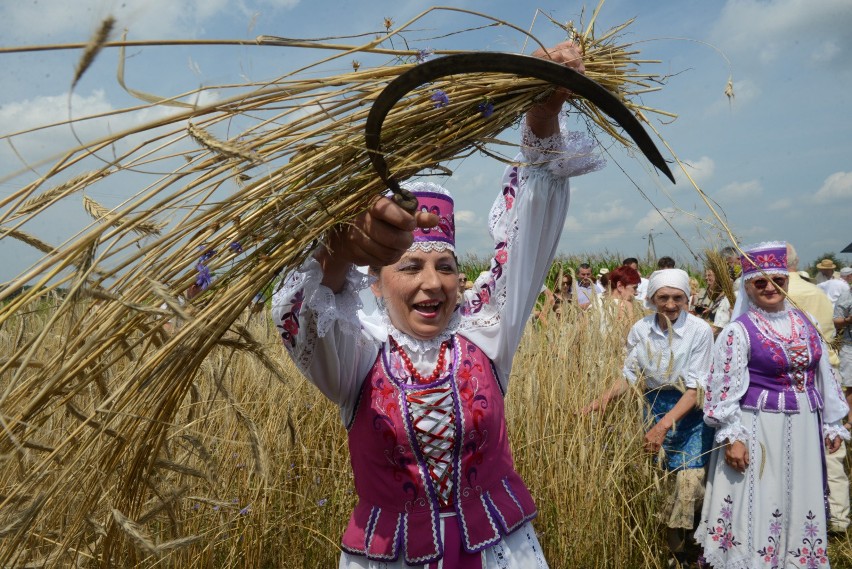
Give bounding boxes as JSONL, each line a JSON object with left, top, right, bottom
{"left": 1, "top": 0, "right": 851, "bottom": 285}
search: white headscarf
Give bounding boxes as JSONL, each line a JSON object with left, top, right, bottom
{"left": 644, "top": 268, "right": 691, "bottom": 310}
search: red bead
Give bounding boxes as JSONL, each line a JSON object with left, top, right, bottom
{"left": 391, "top": 338, "right": 449, "bottom": 383}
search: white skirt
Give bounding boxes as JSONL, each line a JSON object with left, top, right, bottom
{"left": 696, "top": 393, "right": 831, "bottom": 568}
{"left": 339, "top": 519, "right": 548, "bottom": 569}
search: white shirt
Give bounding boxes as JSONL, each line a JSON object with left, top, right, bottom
{"left": 636, "top": 277, "right": 649, "bottom": 302}
{"left": 622, "top": 311, "right": 714, "bottom": 390}
{"left": 818, "top": 278, "right": 849, "bottom": 306}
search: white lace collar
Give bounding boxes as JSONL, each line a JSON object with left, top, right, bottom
{"left": 750, "top": 301, "right": 792, "bottom": 320}
{"left": 381, "top": 308, "right": 461, "bottom": 353}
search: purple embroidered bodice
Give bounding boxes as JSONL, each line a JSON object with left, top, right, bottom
{"left": 737, "top": 309, "right": 824, "bottom": 413}
{"left": 341, "top": 334, "right": 536, "bottom": 565}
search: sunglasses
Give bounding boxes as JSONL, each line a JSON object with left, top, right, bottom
{"left": 751, "top": 276, "right": 787, "bottom": 290}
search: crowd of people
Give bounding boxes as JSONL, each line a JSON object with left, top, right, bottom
{"left": 266, "top": 38, "right": 852, "bottom": 569}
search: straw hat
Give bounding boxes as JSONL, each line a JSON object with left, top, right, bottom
{"left": 797, "top": 270, "right": 813, "bottom": 282}
{"left": 816, "top": 259, "right": 837, "bottom": 270}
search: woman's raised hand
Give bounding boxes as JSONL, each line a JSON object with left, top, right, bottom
{"left": 526, "top": 41, "right": 585, "bottom": 138}
{"left": 317, "top": 197, "right": 438, "bottom": 291}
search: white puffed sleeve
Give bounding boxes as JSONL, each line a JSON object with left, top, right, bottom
{"left": 271, "top": 255, "right": 379, "bottom": 423}
{"left": 459, "top": 119, "right": 604, "bottom": 391}
{"left": 703, "top": 322, "right": 751, "bottom": 445}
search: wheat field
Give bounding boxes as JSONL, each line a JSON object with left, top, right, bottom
{"left": 3, "top": 262, "right": 851, "bottom": 568}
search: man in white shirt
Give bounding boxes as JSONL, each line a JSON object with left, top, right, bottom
{"left": 576, "top": 263, "right": 601, "bottom": 309}
{"left": 820, "top": 274, "right": 850, "bottom": 307}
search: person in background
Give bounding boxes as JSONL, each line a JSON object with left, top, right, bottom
{"left": 841, "top": 267, "right": 852, "bottom": 288}
{"left": 688, "top": 277, "right": 700, "bottom": 312}
{"left": 815, "top": 258, "right": 836, "bottom": 284}
{"left": 623, "top": 257, "right": 649, "bottom": 302}
{"left": 696, "top": 242, "right": 850, "bottom": 567}
{"left": 271, "top": 40, "right": 605, "bottom": 568}
{"left": 602, "top": 264, "right": 643, "bottom": 334}
{"left": 577, "top": 262, "right": 602, "bottom": 310}
{"left": 584, "top": 269, "right": 714, "bottom": 567}
{"left": 786, "top": 243, "right": 850, "bottom": 534}
{"left": 694, "top": 267, "right": 731, "bottom": 336}
{"left": 818, "top": 270, "right": 849, "bottom": 307}
{"left": 597, "top": 268, "right": 610, "bottom": 293}
{"left": 657, "top": 256, "right": 676, "bottom": 269}
{"left": 457, "top": 272, "right": 468, "bottom": 304}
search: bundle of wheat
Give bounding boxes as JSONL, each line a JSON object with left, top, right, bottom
{"left": 0, "top": 5, "right": 677, "bottom": 566}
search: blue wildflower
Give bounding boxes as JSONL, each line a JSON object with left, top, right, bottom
{"left": 477, "top": 99, "right": 494, "bottom": 118}
{"left": 317, "top": 498, "right": 327, "bottom": 507}
{"left": 198, "top": 247, "right": 216, "bottom": 263}
{"left": 195, "top": 263, "right": 212, "bottom": 290}
{"left": 430, "top": 90, "right": 449, "bottom": 108}
{"left": 239, "top": 504, "right": 252, "bottom": 515}
{"left": 415, "top": 49, "right": 433, "bottom": 64}
{"left": 229, "top": 241, "right": 243, "bottom": 254}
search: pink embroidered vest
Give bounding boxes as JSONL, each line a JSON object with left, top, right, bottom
{"left": 341, "top": 334, "right": 537, "bottom": 565}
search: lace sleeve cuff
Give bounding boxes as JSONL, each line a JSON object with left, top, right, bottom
{"left": 275, "top": 256, "right": 372, "bottom": 340}
{"left": 520, "top": 117, "right": 606, "bottom": 178}
{"left": 824, "top": 422, "right": 852, "bottom": 442}
{"left": 713, "top": 422, "right": 749, "bottom": 445}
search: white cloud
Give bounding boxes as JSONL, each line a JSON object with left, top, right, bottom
{"left": 768, "top": 197, "right": 793, "bottom": 211}
{"left": 0, "top": 0, "right": 300, "bottom": 42}
{"left": 563, "top": 215, "right": 582, "bottom": 232}
{"left": 814, "top": 171, "right": 852, "bottom": 203}
{"left": 635, "top": 208, "right": 686, "bottom": 233}
{"left": 582, "top": 200, "right": 632, "bottom": 225}
{"left": 712, "top": 0, "right": 852, "bottom": 66}
{"left": 673, "top": 156, "right": 715, "bottom": 189}
{"left": 716, "top": 180, "right": 763, "bottom": 201}
{"left": 455, "top": 210, "right": 477, "bottom": 224}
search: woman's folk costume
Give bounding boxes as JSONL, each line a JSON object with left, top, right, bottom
{"left": 272, "top": 122, "right": 603, "bottom": 567}
{"left": 696, "top": 242, "right": 850, "bottom": 569}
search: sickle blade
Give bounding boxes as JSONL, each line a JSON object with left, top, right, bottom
{"left": 365, "top": 52, "right": 675, "bottom": 189}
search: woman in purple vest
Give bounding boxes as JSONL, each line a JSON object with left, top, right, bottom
{"left": 272, "top": 42, "right": 604, "bottom": 568}
{"left": 696, "top": 242, "right": 850, "bottom": 568}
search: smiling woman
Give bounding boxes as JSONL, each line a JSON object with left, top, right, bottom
{"left": 270, "top": 40, "right": 606, "bottom": 569}
{"left": 696, "top": 242, "right": 851, "bottom": 569}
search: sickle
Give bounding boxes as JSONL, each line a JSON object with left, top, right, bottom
{"left": 365, "top": 52, "right": 675, "bottom": 211}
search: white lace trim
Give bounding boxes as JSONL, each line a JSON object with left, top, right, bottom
{"left": 714, "top": 423, "right": 750, "bottom": 445}
{"left": 408, "top": 241, "right": 454, "bottom": 253}
{"left": 283, "top": 256, "right": 372, "bottom": 339}
{"left": 824, "top": 422, "right": 851, "bottom": 441}
{"left": 519, "top": 118, "right": 606, "bottom": 178}
{"left": 382, "top": 309, "right": 460, "bottom": 354}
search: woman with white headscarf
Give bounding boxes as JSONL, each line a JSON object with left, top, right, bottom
{"left": 584, "top": 268, "right": 715, "bottom": 565}
{"left": 695, "top": 242, "right": 850, "bottom": 568}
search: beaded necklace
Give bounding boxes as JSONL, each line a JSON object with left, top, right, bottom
{"left": 751, "top": 309, "right": 799, "bottom": 344}
{"left": 390, "top": 337, "right": 450, "bottom": 384}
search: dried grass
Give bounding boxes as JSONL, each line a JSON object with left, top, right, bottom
{"left": 0, "top": 5, "right": 771, "bottom": 568}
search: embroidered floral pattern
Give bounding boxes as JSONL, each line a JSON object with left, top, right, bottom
{"left": 756, "top": 509, "right": 783, "bottom": 568}
{"left": 788, "top": 511, "right": 828, "bottom": 567}
{"left": 276, "top": 288, "right": 304, "bottom": 349}
{"left": 707, "top": 495, "right": 741, "bottom": 552}
{"left": 705, "top": 330, "right": 736, "bottom": 418}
